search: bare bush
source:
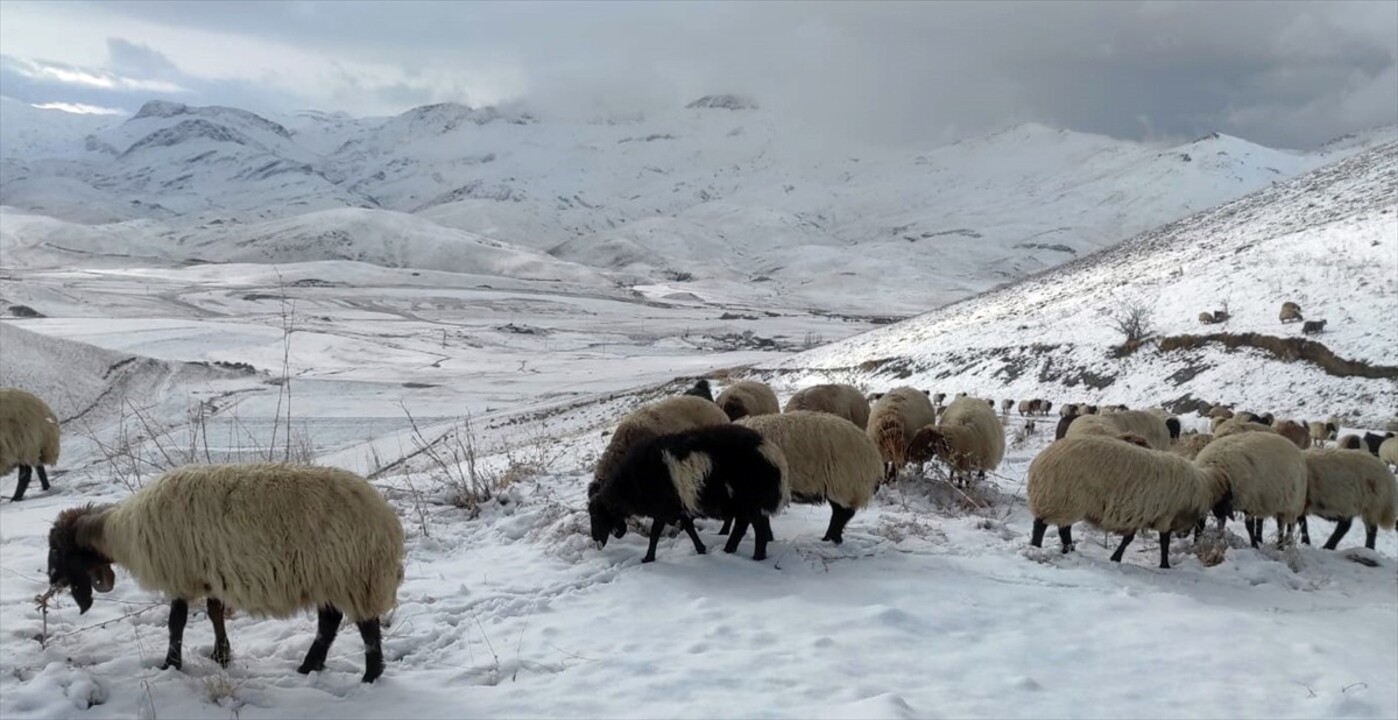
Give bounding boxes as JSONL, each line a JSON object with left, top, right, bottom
{"left": 1109, "top": 300, "right": 1155, "bottom": 344}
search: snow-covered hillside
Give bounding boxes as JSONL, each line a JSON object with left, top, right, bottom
{"left": 4, "top": 97, "right": 1389, "bottom": 314}
{"left": 762, "top": 141, "right": 1398, "bottom": 426}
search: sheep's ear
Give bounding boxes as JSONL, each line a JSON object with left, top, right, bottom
{"left": 91, "top": 564, "right": 115, "bottom": 593}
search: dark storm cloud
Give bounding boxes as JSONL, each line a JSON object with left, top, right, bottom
{"left": 4, "top": 0, "right": 1395, "bottom": 147}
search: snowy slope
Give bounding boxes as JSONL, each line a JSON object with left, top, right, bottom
{"left": 762, "top": 141, "right": 1398, "bottom": 426}
{"left": 3, "top": 98, "right": 1384, "bottom": 314}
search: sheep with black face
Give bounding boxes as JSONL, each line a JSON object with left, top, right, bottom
{"left": 588, "top": 424, "right": 788, "bottom": 563}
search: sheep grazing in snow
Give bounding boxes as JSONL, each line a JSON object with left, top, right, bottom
{"left": 736, "top": 411, "right": 882, "bottom": 545}
{"left": 46, "top": 463, "right": 405, "bottom": 682}
{"left": 1003, "top": 398, "right": 1016, "bottom": 414}
{"left": 1337, "top": 434, "right": 1363, "bottom": 450}
{"left": 1279, "top": 301, "right": 1303, "bottom": 324}
{"left": 867, "top": 386, "right": 938, "bottom": 481}
{"left": 1018, "top": 399, "right": 1037, "bottom": 416}
{"left": 715, "top": 380, "right": 780, "bottom": 421}
{"left": 1, "top": 388, "right": 61, "bottom": 502}
{"left": 1379, "top": 437, "right": 1398, "bottom": 469}
{"left": 588, "top": 424, "right": 787, "bottom": 562}
{"left": 1027, "top": 436, "right": 1225, "bottom": 568}
{"left": 1059, "top": 403, "right": 1079, "bottom": 417}
{"left": 1054, "top": 414, "right": 1078, "bottom": 441}
{"left": 1301, "top": 319, "right": 1327, "bottom": 335}
{"left": 1209, "top": 406, "right": 1235, "bottom": 420}
{"left": 682, "top": 378, "right": 714, "bottom": 402}
{"left": 1275, "top": 420, "right": 1312, "bottom": 450}
{"left": 908, "top": 396, "right": 1005, "bottom": 486}
{"left": 591, "top": 396, "right": 730, "bottom": 496}
{"left": 1198, "top": 311, "right": 1219, "bottom": 325}
{"left": 1039, "top": 400, "right": 1053, "bottom": 416}
{"left": 932, "top": 392, "right": 946, "bottom": 406}
{"left": 1064, "top": 411, "right": 1172, "bottom": 451}
{"left": 1195, "top": 432, "right": 1308, "bottom": 548}
{"left": 783, "top": 383, "right": 871, "bottom": 429}
{"left": 1299, "top": 448, "right": 1398, "bottom": 550}
{"left": 1308, "top": 420, "right": 1337, "bottom": 447}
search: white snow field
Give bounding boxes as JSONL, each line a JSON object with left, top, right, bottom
{"left": 0, "top": 100, "right": 1396, "bottom": 719}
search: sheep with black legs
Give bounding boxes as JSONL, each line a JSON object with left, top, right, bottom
{"left": 591, "top": 396, "right": 730, "bottom": 497}
{"left": 1308, "top": 421, "right": 1334, "bottom": 447}
{"left": 1302, "top": 319, "right": 1327, "bottom": 335}
{"left": 715, "top": 380, "right": 780, "bottom": 421}
{"left": 45, "top": 463, "right": 404, "bottom": 683}
{"left": 1027, "top": 436, "right": 1226, "bottom": 568}
{"left": 1, "top": 387, "right": 60, "bottom": 502}
{"left": 1194, "top": 432, "right": 1308, "bottom": 548}
{"left": 867, "top": 386, "right": 938, "bottom": 481}
{"left": 736, "top": 411, "right": 881, "bottom": 545}
{"left": 783, "top": 383, "right": 870, "bottom": 428}
{"left": 1299, "top": 448, "right": 1398, "bottom": 549}
{"left": 589, "top": 424, "right": 787, "bottom": 562}
{"left": 907, "top": 396, "right": 1005, "bottom": 486}
{"left": 682, "top": 378, "right": 714, "bottom": 401}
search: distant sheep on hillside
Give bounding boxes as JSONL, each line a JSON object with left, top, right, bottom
{"left": 1301, "top": 319, "right": 1327, "bottom": 335}
{"left": 1279, "top": 301, "right": 1303, "bottom": 324}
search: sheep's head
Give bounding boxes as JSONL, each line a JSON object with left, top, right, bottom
{"left": 1166, "top": 418, "right": 1181, "bottom": 440}
{"left": 721, "top": 399, "right": 748, "bottom": 421}
{"left": 908, "top": 426, "right": 947, "bottom": 464}
{"left": 587, "top": 499, "right": 626, "bottom": 548}
{"left": 47, "top": 505, "right": 115, "bottom": 614}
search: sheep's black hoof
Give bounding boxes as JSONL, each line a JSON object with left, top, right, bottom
{"left": 296, "top": 660, "right": 325, "bottom": 675}
{"left": 641, "top": 554, "right": 657, "bottom": 564}
{"left": 694, "top": 545, "right": 706, "bottom": 555}
{"left": 362, "top": 658, "right": 384, "bottom": 683}
{"left": 1060, "top": 543, "right": 1075, "bottom": 554}
{"left": 211, "top": 644, "right": 231, "bottom": 667}
{"left": 160, "top": 656, "right": 182, "bottom": 671}
{"left": 1159, "top": 559, "right": 1171, "bottom": 569}
{"left": 752, "top": 551, "right": 766, "bottom": 561}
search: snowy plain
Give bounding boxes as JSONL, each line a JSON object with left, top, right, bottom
{"left": 0, "top": 97, "right": 1396, "bottom": 719}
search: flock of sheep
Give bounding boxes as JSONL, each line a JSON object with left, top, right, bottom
{"left": 4, "top": 373, "right": 1396, "bottom": 685}
{"left": 586, "top": 379, "right": 1398, "bottom": 571}
{"left": 1202, "top": 300, "right": 1329, "bottom": 336}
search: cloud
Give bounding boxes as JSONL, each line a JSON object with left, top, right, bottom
{"left": 30, "top": 101, "right": 126, "bottom": 115}
{"left": 3, "top": 55, "right": 186, "bottom": 93}
{"left": 0, "top": 0, "right": 1393, "bottom": 148}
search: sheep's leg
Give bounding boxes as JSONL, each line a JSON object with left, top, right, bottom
{"left": 160, "top": 598, "right": 189, "bottom": 670}
{"left": 1158, "top": 531, "right": 1172, "bottom": 569}
{"left": 823, "top": 503, "right": 856, "bottom": 545}
{"left": 36, "top": 465, "right": 49, "bottom": 491}
{"left": 1058, "top": 525, "right": 1075, "bottom": 554}
{"left": 1109, "top": 532, "right": 1135, "bottom": 563}
{"left": 751, "top": 515, "right": 771, "bottom": 561}
{"left": 1030, "top": 518, "right": 1048, "bottom": 547}
{"left": 1322, "top": 518, "right": 1352, "bottom": 550}
{"left": 296, "top": 605, "right": 344, "bottom": 675}
{"left": 207, "top": 598, "right": 231, "bottom": 667}
{"left": 357, "top": 618, "right": 384, "bottom": 683}
{"left": 1364, "top": 523, "right": 1378, "bottom": 550}
{"left": 10, "top": 465, "right": 32, "bottom": 501}
{"left": 1299, "top": 516, "right": 1311, "bottom": 545}
{"left": 679, "top": 517, "right": 706, "bottom": 555}
{"left": 724, "top": 518, "right": 751, "bottom": 554}
{"left": 1193, "top": 518, "right": 1205, "bottom": 543}
{"left": 642, "top": 519, "right": 665, "bottom": 563}
{"left": 717, "top": 517, "right": 732, "bottom": 536}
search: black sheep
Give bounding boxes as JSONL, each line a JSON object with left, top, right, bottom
{"left": 588, "top": 424, "right": 786, "bottom": 563}
{"left": 1055, "top": 414, "right": 1080, "bottom": 440}
{"left": 1363, "top": 432, "right": 1394, "bottom": 456}
{"left": 682, "top": 378, "right": 713, "bottom": 402}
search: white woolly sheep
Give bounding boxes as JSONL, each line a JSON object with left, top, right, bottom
{"left": 715, "top": 380, "right": 780, "bottom": 421}
{"left": 1003, "top": 398, "right": 1016, "bottom": 414}
{"left": 1171, "top": 433, "right": 1215, "bottom": 461}
{"left": 1027, "top": 436, "right": 1225, "bottom": 568}
{"left": 1059, "top": 403, "right": 1079, "bottom": 417}
{"left": 908, "top": 396, "right": 1005, "bottom": 486}
{"left": 737, "top": 411, "right": 882, "bottom": 545}
{"left": 1299, "top": 448, "right": 1398, "bottom": 549}
{"left": 1209, "top": 406, "right": 1235, "bottom": 420}
{"left": 783, "top": 384, "right": 871, "bottom": 429}
{"left": 1213, "top": 418, "right": 1278, "bottom": 439}
{"left": 1, "top": 387, "right": 61, "bottom": 502}
{"left": 1195, "top": 432, "right": 1308, "bottom": 548}
{"left": 1308, "top": 421, "right": 1334, "bottom": 447}
{"left": 1279, "top": 301, "right": 1303, "bottom": 324}
{"left": 1017, "top": 399, "right": 1034, "bottom": 416}
{"left": 867, "top": 386, "right": 938, "bottom": 481}
{"left": 46, "top": 463, "right": 405, "bottom": 682}
{"left": 592, "top": 395, "right": 730, "bottom": 493}
{"left": 1065, "top": 411, "right": 1172, "bottom": 451}
{"left": 1381, "top": 437, "right": 1398, "bottom": 469}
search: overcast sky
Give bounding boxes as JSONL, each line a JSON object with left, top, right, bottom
{"left": 1, "top": 0, "right": 1394, "bottom": 149}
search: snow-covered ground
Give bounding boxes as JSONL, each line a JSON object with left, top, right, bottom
{"left": 0, "top": 107, "right": 1395, "bottom": 719}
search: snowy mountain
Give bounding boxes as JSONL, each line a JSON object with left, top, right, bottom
{"left": 2, "top": 97, "right": 1390, "bottom": 314}
{"left": 761, "top": 141, "right": 1398, "bottom": 425}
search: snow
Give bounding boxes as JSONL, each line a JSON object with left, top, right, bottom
{"left": 0, "top": 101, "right": 1395, "bottom": 720}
